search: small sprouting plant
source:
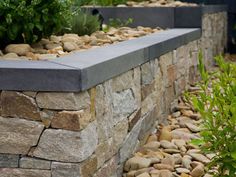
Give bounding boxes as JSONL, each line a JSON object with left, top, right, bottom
{"left": 187, "top": 52, "right": 236, "bottom": 177}
{"left": 108, "top": 18, "right": 133, "bottom": 28}
{"left": 70, "top": 10, "right": 100, "bottom": 36}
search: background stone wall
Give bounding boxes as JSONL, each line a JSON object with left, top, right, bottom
{"left": 0, "top": 12, "right": 227, "bottom": 177}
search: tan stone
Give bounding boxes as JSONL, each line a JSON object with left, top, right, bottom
{"left": 143, "top": 142, "right": 161, "bottom": 151}
{"left": 161, "top": 156, "right": 175, "bottom": 167}
{"left": 137, "top": 172, "right": 151, "bottom": 177}
{"left": 51, "top": 109, "right": 93, "bottom": 131}
{"left": 36, "top": 91, "right": 90, "bottom": 110}
{"left": 159, "top": 126, "right": 172, "bottom": 141}
{"left": 147, "top": 134, "right": 158, "bottom": 142}
{"left": 124, "top": 157, "right": 152, "bottom": 171}
{"left": 1, "top": 91, "right": 41, "bottom": 121}
{"left": 190, "top": 165, "right": 205, "bottom": 177}
{"left": 154, "top": 164, "right": 174, "bottom": 171}
{"left": 159, "top": 170, "right": 173, "bottom": 177}
{"left": 80, "top": 155, "right": 98, "bottom": 177}
{"left": 5, "top": 44, "right": 32, "bottom": 56}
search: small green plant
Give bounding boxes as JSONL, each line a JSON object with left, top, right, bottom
{"left": 70, "top": 10, "right": 100, "bottom": 36}
{"left": 187, "top": 52, "right": 236, "bottom": 177}
{"left": 77, "top": 0, "right": 127, "bottom": 6}
{"left": 108, "top": 18, "right": 133, "bottom": 28}
{"left": 0, "top": 0, "right": 73, "bottom": 46}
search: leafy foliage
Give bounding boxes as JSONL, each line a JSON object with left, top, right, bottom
{"left": 76, "top": 0, "right": 127, "bottom": 6}
{"left": 0, "top": 0, "right": 72, "bottom": 46}
{"left": 70, "top": 10, "right": 100, "bottom": 36}
{"left": 187, "top": 53, "right": 236, "bottom": 177}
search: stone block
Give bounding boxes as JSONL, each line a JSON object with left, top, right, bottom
{"left": 112, "top": 89, "right": 138, "bottom": 125}
{"left": 51, "top": 109, "right": 93, "bottom": 131}
{"left": 112, "top": 70, "right": 133, "bottom": 92}
{"left": 128, "top": 109, "right": 141, "bottom": 132}
{"left": 1, "top": 91, "right": 41, "bottom": 120}
{"left": 113, "top": 118, "right": 129, "bottom": 152}
{"left": 119, "top": 117, "right": 142, "bottom": 163}
{"left": 167, "top": 65, "right": 177, "bottom": 87}
{"left": 95, "top": 138, "right": 114, "bottom": 169}
{"left": 33, "top": 121, "right": 98, "bottom": 162}
{"left": 36, "top": 91, "right": 90, "bottom": 110}
{"left": 20, "top": 157, "right": 51, "bottom": 170}
{"left": 0, "top": 154, "right": 19, "bottom": 168}
{"left": 51, "top": 162, "right": 80, "bottom": 177}
{"left": 80, "top": 155, "right": 98, "bottom": 177}
{"left": 0, "top": 117, "right": 44, "bottom": 154}
{"left": 0, "top": 168, "right": 51, "bottom": 177}
{"left": 93, "top": 156, "right": 117, "bottom": 177}
{"left": 141, "top": 61, "right": 155, "bottom": 86}
{"left": 139, "top": 106, "right": 158, "bottom": 142}
{"left": 141, "top": 81, "right": 155, "bottom": 101}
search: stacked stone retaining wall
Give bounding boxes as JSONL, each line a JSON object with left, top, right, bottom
{"left": 0, "top": 11, "right": 227, "bottom": 177}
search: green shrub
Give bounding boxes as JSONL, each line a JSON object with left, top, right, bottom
{"left": 77, "top": 0, "right": 127, "bottom": 6}
{"left": 70, "top": 10, "right": 100, "bottom": 36}
{"left": 188, "top": 53, "right": 236, "bottom": 177}
{"left": 108, "top": 18, "right": 133, "bottom": 28}
{"left": 0, "top": 0, "right": 72, "bottom": 46}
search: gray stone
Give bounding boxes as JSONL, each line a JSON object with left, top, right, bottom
{"left": 141, "top": 61, "right": 155, "bottom": 86}
{"left": 0, "top": 154, "right": 19, "bottom": 168}
{"left": 20, "top": 157, "right": 51, "bottom": 170}
{"left": 0, "top": 117, "right": 44, "bottom": 154}
{"left": 36, "top": 91, "right": 90, "bottom": 110}
{"left": 51, "top": 162, "right": 81, "bottom": 177}
{"left": 33, "top": 121, "right": 98, "bottom": 162}
{"left": 112, "top": 89, "right": 138, "bottom": 125}
{"left": 112, "top": 70, "right": 133, "bottom": 92}
{"left": 119, "top": 117, "right": 142, "bottom": 163}
{"left": 96, "top": 82, "right": 114, "bottom": 142}
{"left": 0, "top": 168, "right": 51, "bottom": 177}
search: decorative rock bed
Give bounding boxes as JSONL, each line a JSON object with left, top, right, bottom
{"left": 123, "top": 88, "right": 213, "bottom": 177}
{"left": 0, "top": 27, "right": 162, "bottom": 61}
{"left": 0, "top": 5, "right": 227, "bottom": 177}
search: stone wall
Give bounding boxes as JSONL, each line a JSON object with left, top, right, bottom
{"left": 0, "top": 12, "right": 227, "bottom": 177}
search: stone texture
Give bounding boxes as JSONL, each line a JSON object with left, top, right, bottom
{"left": 0, "top": 154, "right": 19, "bottom": 168}
{"left": 124, "top": 156, "right": 152, "bottom": 171}
{"left": 0, "top": 168, "right": 51, "bottom": 177}
{"left": 113, "top": 118, "right": 129, "bottom": 151}
{"left": 80, "top": 155, "right": 98, "bottom": 177}
{"left": 141, "top": 61, "right": 156, "bottom": 86}
{"left": 95, "top": 82, "right": 114, "bottom": 142}
{"left": 33, "top": 121, "right": 98, "bottom": 162}
{"left": 0, "top": 117, "right": 44, "bottom": 154}
{"left": 112, "top": 89, "right": 138, "bottom": 125}
{"left": 1, "top": 91, "right": 41, "bottom": 120}
{"left": 51, "top": 162, "right": 80, "bottom": 177}
{"left": 93, "top": 156, "right": 117, "bottom": 177}
{"left": 119, "top": 118, "right": 142, "bottom": 163}
{"left": 20, "top": 157, "right": 51, "bottom": 170}
{"left": 51, "top": 109, "right": 93, "bottom": 131}
{"left": 36, "top": 91, "right": 90, "bottom": 110}
{"left": 5, "top": 44, "right": 32, "bottom": 56}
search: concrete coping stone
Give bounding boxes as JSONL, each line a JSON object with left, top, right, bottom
{"left": 0, "top": 28, "right": 201, "bottom": 92}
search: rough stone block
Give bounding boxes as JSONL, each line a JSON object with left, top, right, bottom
{"left": 80, "top": 155, "right": 98, "bottom": 177}
{"left": 36, "top": 91, "right": 90, "bottom": 110}
{"left": 167, "top": 65, "right": 177, "bottom": 87}
{"left": 51, "top": 109, "right": 93, "bottom": 131}
{"left": 1, "top": 91, "right": 41, "bottom": 121}
{"left": 51, "top": 162, "right": 80, "bottom": 177}
{"left": 119, "top": 117, "right": 142, "bottom": 163}
{"left": 0, "top": 168, "right": 51, "bottom": 177}
{"left": 33, "top": 121, "right": 98, "bottom": 162}
{"left": 93, "top": 156, "right": 117, "bottom": 177}
{"left": 112, "top": 89, "right": 138, "bottom": 125}
{"left": 0, "top": 117, "right": 44, "bottom": 154}
{"left": 0, "top": 154, "right": 19, "bottom": 168}
{"left": 128, "top": 109, "right": 141, "bottom": 132}
{"left": 20, "top": 157, "right": 51, "bottom": 170}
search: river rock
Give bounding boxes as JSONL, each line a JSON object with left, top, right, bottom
{"left": 124, "top": 157, "right": 152, "bottom": 171}
{"left": 190, "top": 165, "right": 205, "bottom": 177}
{"left": 160, "top": 140, "right": 178, "bottom": 149}
{"left": 5, "top": 44, "right": 32, "bottom": 56}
